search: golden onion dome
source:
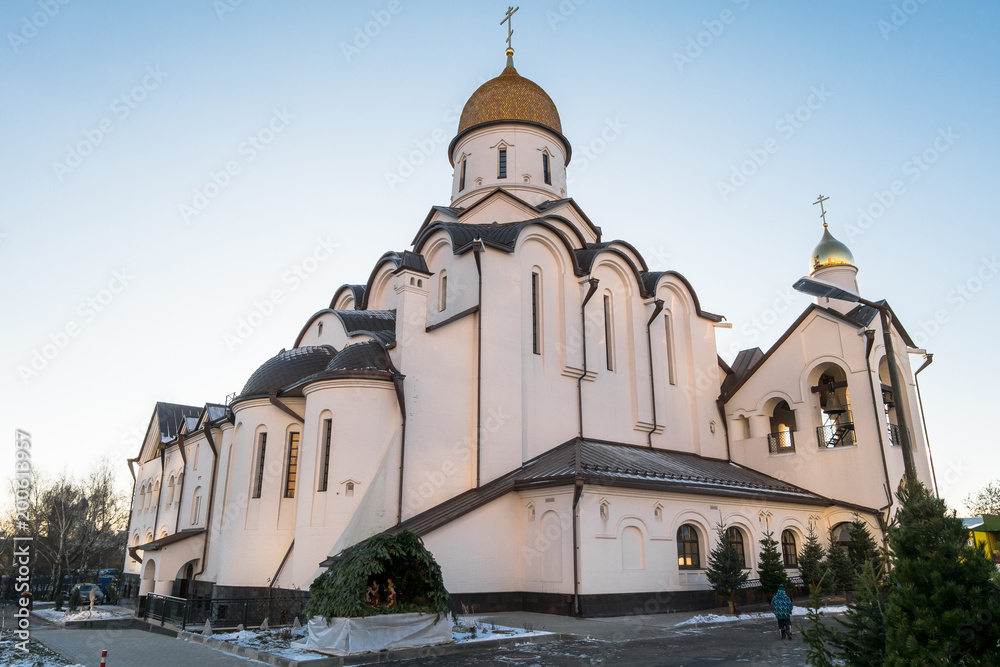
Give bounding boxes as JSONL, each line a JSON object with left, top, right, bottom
{"left": 811, "top": 225, "right": 855, "bottom": 271}
{"left": 457, "top": 49, "right": 562, "bottom": 138}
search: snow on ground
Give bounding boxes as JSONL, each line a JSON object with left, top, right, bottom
{"left": 676, "top": 606, "right": 848, "bottom": 627}
{"left": 0, "top": 636, "right": 83, "bottom": 667}
{"left": 453, "top": 616, "right": 552, "bottom": 643}
{"left": 209, "top": 616, "right": 551, "bottom": 660}
{"left": 31, "top": 604, "right": 135, "bottom": 626}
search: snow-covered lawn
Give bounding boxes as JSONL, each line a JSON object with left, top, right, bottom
{"left": 676, "top": 605, "right": 849, "bottom": 627}
{"left": 32, "top": 604, "right": 135, "bottom": 626}
{"left": 0, "top": 636, "right": 83, "bottom": 667}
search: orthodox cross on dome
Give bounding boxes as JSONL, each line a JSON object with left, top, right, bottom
{"left": 501, "top": 6, "right": 519, "bottom": 50}
{"left": 813, "top": 194, "right": 830, "bottom": 228}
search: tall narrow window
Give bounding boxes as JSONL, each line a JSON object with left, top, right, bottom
{"left": 604, "top": 294, "right": 614, "bottom": 371}
{"left": 664, "top": 313, "right": 676, "bottom": 385}
{"left": 781, "top": 530, "right": 798, "bottom": 567}
{"left": 459, "top": 158, "right": 467, "bottom": 191}
{"left": 252, "top": 433, "right": 267, "bottom": 499}
{"left": 192, "top": 443, "right": 200, "bottom": 471}
{"left": 319, "top": 419, "right": 332, "bottom": 492}
{"left": 531, "top": 271, "right": 541, "bottom": 355}
{"left": 439, "top": 273, "right": 448, "bottom": 312}
{"left": 191, "top": 488, "right": 202, "bottom": 525}
{"left": 284, "top": 432, "right": 300, "bottom": 498}
{"left": 542, "top": 152, "right": 551, "bottom": 185}
{"left": 727, "top": 527, "right": 747, "bottom": 568}
{"left": 498, "top": 147, "right": 507, "bottom": 179}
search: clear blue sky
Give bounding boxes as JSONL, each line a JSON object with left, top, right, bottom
{"left": 1, "top": 1, "right": 997, "bottom": 511}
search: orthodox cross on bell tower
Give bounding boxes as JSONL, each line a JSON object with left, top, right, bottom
{"left": 813, "top": 194, "right": 830, "bottom": 228}
{"left": 501, "top": 6, "right": 519, "bottom": 50}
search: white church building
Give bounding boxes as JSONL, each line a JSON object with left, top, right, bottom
{"left": 122, "top": 43, "right": 936, "bottom": 616}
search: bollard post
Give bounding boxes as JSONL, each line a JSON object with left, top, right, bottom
{"left": 100, "top": 649, "right": 107, "bottom": 666}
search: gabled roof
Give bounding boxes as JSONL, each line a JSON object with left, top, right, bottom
{"left": 721, "top": 348, "right": 764, "bottom": 395}
{"left": 412, "top": 188, "right": 601, "bottom": 246}
{"left": 153, "top": 402, "right": 203, "bottom": 444}
{"left": 721, "top": 301, "right": 918, "bottom": 401}
{"left": 367, "top": 439, "right": 829, "bottom": 548}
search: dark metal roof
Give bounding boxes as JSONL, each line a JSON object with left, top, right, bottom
{"left": 154, "top": 402, "right": 203, "bottom": 443}
{"left": 574, "top": 242, "right": 614, "bottom": 273}
{"left": 641, "top": 271, "right": 725, "bottom": 323}
{"left": 431, "top": 221, "right": 531, "bottom": 253}
{"left": 329, "top": 284, "right": 366, "bottom": 310}
{"left": 721, "top": 348, "right": 764, "bottom": 395}
{"left": 237, "top": 346, "right": 337, "bottom": 401}
{"left": 138, "top": 528, "right": 205, "bottom": 551}
{"left": 292, "top": 342, "right": 401, "bottom": 388}
{"left": 377, "top": 439, "right": 829, "bottom": 545}
{"left": 394, "top": 250, "right": 431, "bottom": 275}
{"left": 204, "top": 403, "right": 230, "bottom": 424}
{"left": 332, "top": 309, "right": 396, "bottom": 346}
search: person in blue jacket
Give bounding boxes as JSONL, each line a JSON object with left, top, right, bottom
{"left": 771, "top": 584, "right": 794, "bottom": 639}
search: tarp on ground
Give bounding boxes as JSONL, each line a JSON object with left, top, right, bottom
{"left": 294, "top": 612, "right": 452, "bottom": 655}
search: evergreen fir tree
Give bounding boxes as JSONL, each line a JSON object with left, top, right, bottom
{"left": 757, "top": 530, "right": 789, "bottom": 598}
{"left": 705, "top": 523, "right": 750, "bottom": 615}
{"left": 802, "top": 576, "right": 836, "bottom": 667}
{"left": 823, "top": 531, "right": 855, "bottom": 595}
{"left": 830, "top": 559, "right": 890, "bottom": 667}
{"left": 798, "top": 525, "right": 828, "bottom": 592}
{"left": 845, "top": 514, "right": 882, "bottom": 581}
{"left": 884, "top": 479, "right": 1000, "bottom": 666}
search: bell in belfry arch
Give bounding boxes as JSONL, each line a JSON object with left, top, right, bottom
{"left": 824, "top": 389, "right": 846, "bottom": 417}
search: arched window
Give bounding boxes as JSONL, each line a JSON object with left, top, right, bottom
{"left": 727, "top": 527, "right": 747, "bottom": 568}
{"left": 317, "top": 321, "right": 323, "bottom": 336}
{"left": 191, "top": 487, "right": 203, "bottom": 525}
{"left": 768, "top": 400, "right": 797, "bottom": 453}
{"left": 192, "top": 443, "right": 200, "bottom": 471}
{"left": 167, "top": 476, "right": 175, "bottom": 505}
{"left": 531, "top": 271, "right": 542, "bottom": 355}
{"left": 252, "top": 432, "right": 267, "bottom": 498}
{"left": 831, "top": 522, "right": 853, "bottom": 549}
{"left": 781, "top": 530, "right": 798, "bottom": 567}
{"left": 438, "top": 271, "right": 448, "bottom": 312}
{"left": 603, "top": 293, "right": 615, "bottom": 371}
{"left": 677, "top": 524, "right": 700, "bottom": 569}
{"left": 459, "top": 157, "right": 467, "bottom": 191}
{"left": 139, "top": 485, "right": 146, "bottom": 512}
{"left": 284, "top": 432, "right": 300, "bottom": 498}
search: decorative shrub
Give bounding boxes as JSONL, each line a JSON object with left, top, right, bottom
{"left": 304, "top": 531, "right": 451, "bottom": 621}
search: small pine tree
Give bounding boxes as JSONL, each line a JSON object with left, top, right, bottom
{"left": 845, "top": 514, "right": 882, "bottom": 581}
{"left": 705, "top": 523, "right": 749, "bottom": 615}
{"left": 884, "top": 479, "right": 1000, "bottom": 665}
{"left": 802, "top": 575, "right": 836, "bottom": 667}
{"left": 824, "top": 532, "right": 855, "bottom": 595}
{"left": 830, "top": 559, "right": 890, "bottom": 667}
{"left": 798, "top": 526, "right": 828, "bottom": 592}
{"left": 757, "top": 531, "right": 789, "bottom": 598}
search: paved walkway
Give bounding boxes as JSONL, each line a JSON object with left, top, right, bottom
{"left": 32, "top": 625, "right": 267, "bottom": 667}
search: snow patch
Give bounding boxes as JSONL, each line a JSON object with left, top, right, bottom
{"left": 676, "top": 605, "right": 848, "bottom": 627}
